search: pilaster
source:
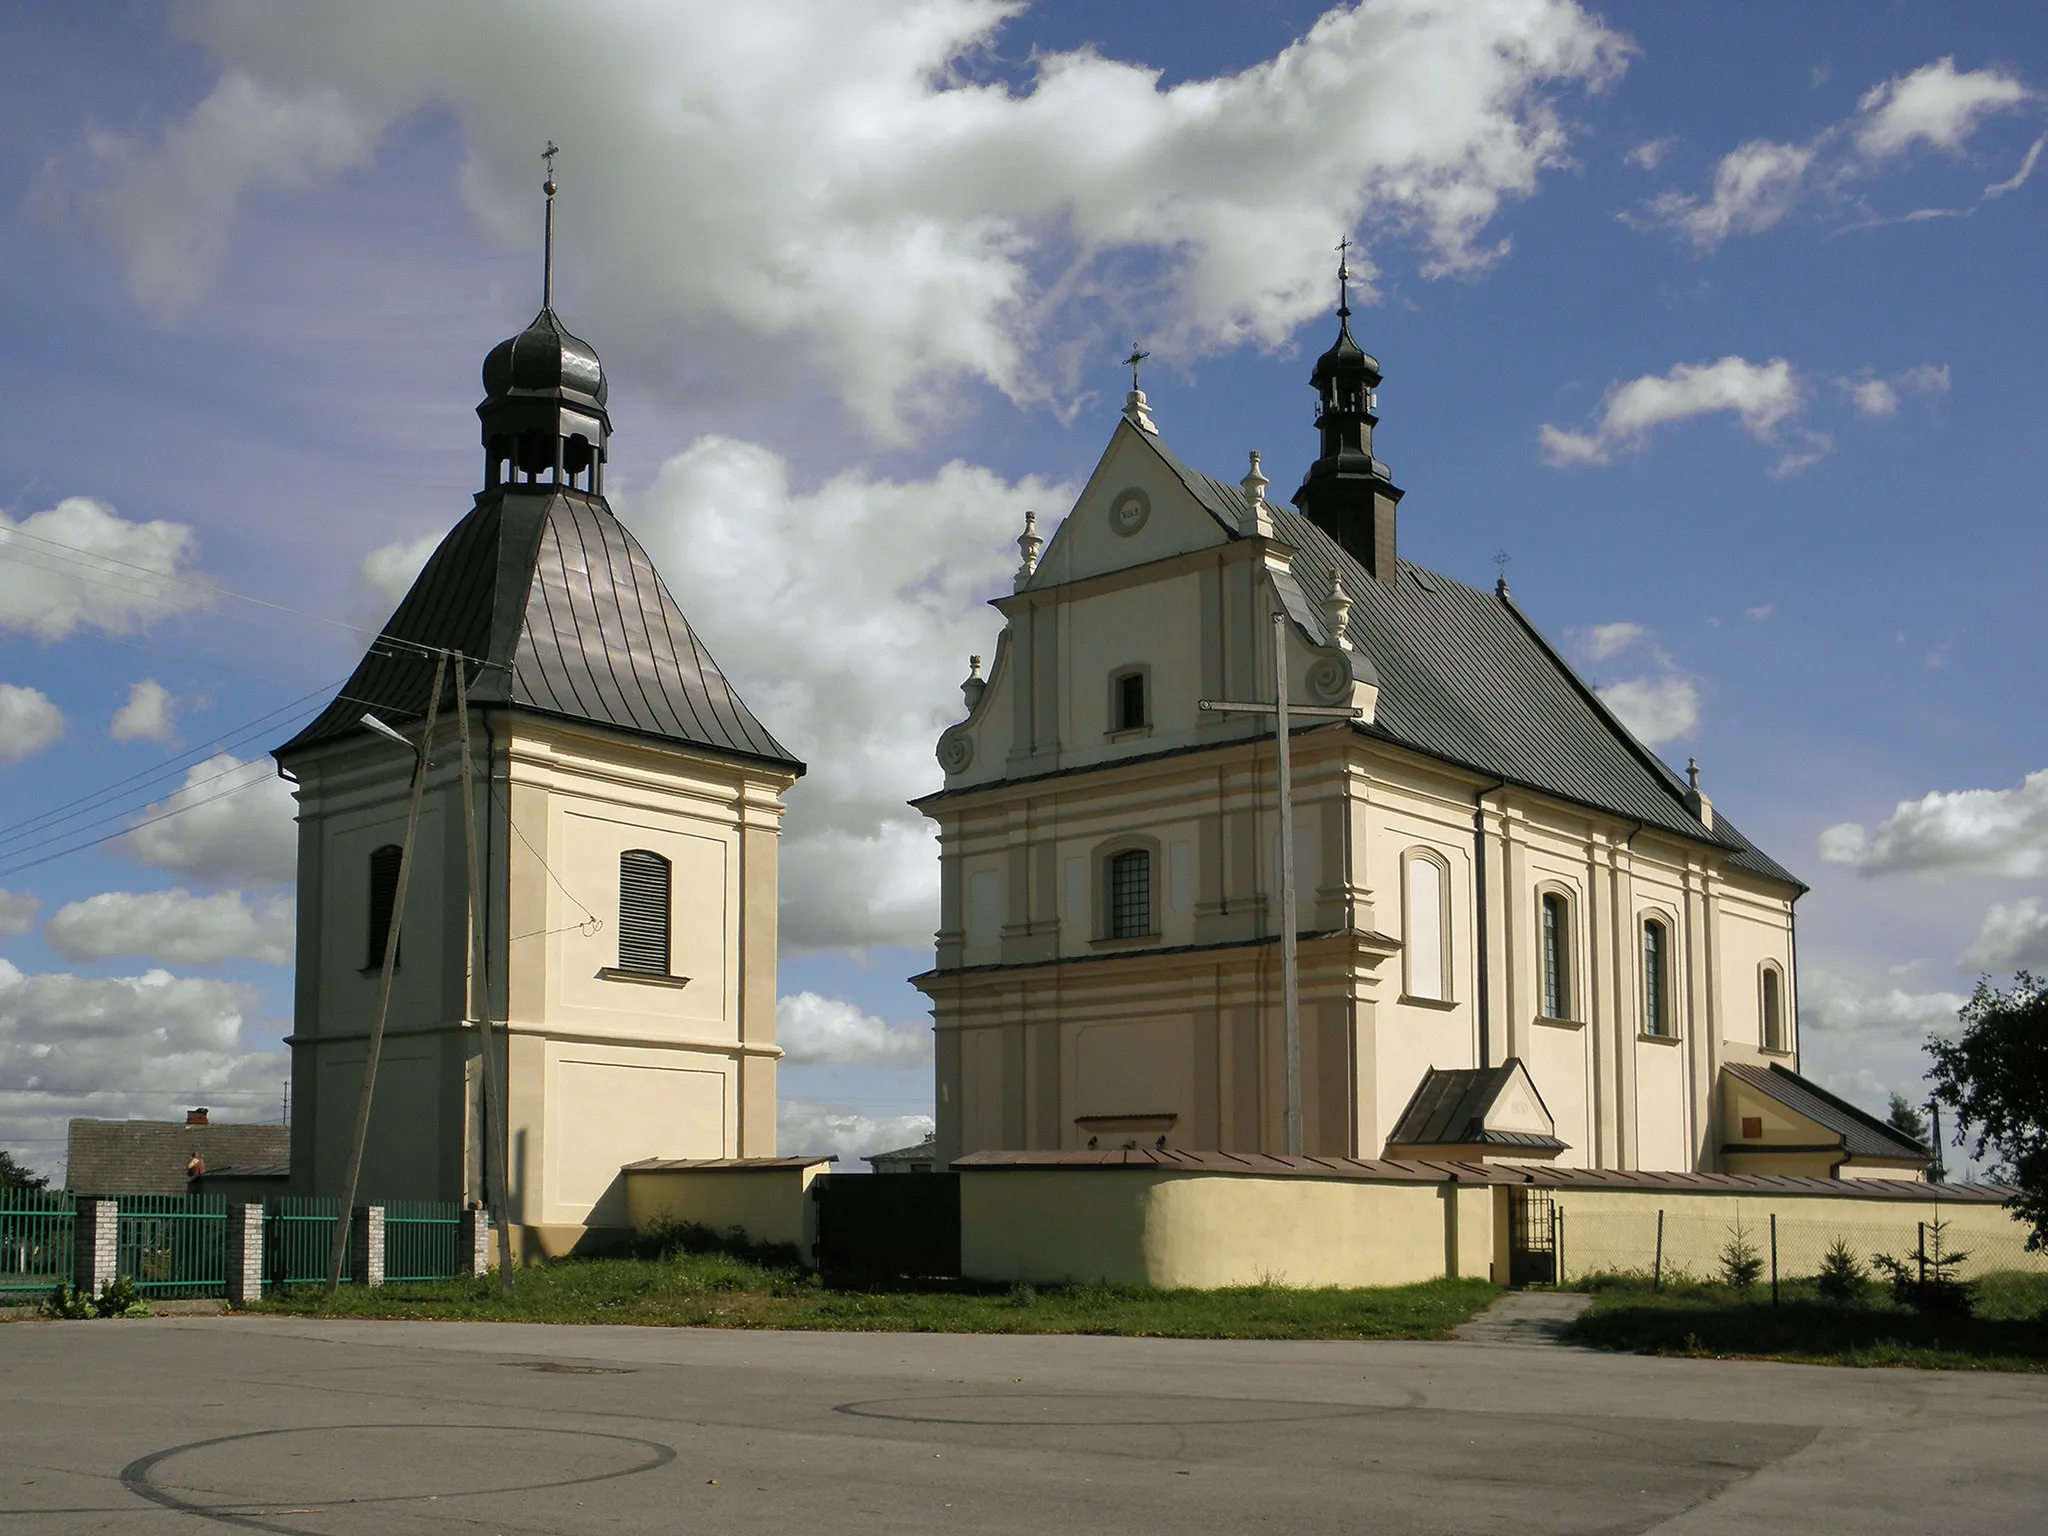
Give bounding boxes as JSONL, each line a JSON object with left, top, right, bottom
{"left": 72, "top": 1197, "right": 118, "bottom": 1297}
{"left": 225, "top": 1204, "right": 264, "bottom": 1306}
{"left": 349, "top": 1205, "right": 385, "bottom": 1287}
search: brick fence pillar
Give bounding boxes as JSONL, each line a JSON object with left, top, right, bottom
{"left": 72, "top": 1197, "right": 118, "bottom": 1298}
{"left": 224, "top": 1204, "right": 264, "bottom": 1306}
{"left": 349, "top": 1206, "right": 385, "bottom": 1288}
{"left": 458, "top": 1207, "right": 492, "bottom": 1277}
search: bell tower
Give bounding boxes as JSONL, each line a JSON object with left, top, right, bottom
{"left": 1292, "top": 242, "right": 1405, "bottom": 583}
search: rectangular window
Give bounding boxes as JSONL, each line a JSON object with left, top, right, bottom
{"left": 1115, "top": 672, "right": 1146, "bottom": 731}
{"left": 1108, "top": 849, "right": 1151, "bottom": 939}
{"left": 1643, "top": 920, "right": 1668, "bottom": 1036}
{"left": 1405, "top": 855, "right": 1445, "bottom": 1001}
{"left": 366, "top": 844, "right": 403, "bottom": 969}
{"left": 1762, "top": 966, "right": 1784, "bottom": 1051}
{"left": 617, "top": 849, "right": 673, "bottom": 975}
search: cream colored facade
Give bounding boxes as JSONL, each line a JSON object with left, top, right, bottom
{"left": 915, "top": 410, "right": 1802, "bottom": 1175}
{"left": 285, "top": 711, "right": 793, "bottom": 1251}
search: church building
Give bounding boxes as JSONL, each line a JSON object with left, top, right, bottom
{"left": 275, "top": 170, "right": 802, "bottom": 1252}
{"left": 912, "top": 272, "right": 1908, "bottom": 1179}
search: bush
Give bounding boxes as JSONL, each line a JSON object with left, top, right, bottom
{"left": 1814, "top": 1238, "right": 1866, "bottom": 1303}
{"left": 1718, "top": 1222, "right": 1765, "bottom": 1291}
{"left": 42, "top": 1276, "right": 152, "bottom": 1319}
{"left": 632, "top": 1215, "right": 802, "bottom": 1271}
{"left": 1871, "top": 1218, "right": 1974, "bottom": 1320}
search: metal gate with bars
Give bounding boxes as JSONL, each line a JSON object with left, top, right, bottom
{"left": 0, "top": 1189, "right": 74, "bottom": 1300}
{"left": 1508, "top": 1188, "right": 1557, "bottom": 1286}
{"left": 117, "top": 1194, "right": 227, "bottom": 1298}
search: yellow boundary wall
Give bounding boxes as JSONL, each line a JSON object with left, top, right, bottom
{"left": 621, "top": 1157, "right": 831, "bottom": 1257}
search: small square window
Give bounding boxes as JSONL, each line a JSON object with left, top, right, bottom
{"left": 1741, "top": 1116, "right": 1763, "bottom": 1140}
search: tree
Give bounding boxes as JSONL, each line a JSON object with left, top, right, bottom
{"left": 0, "top": 1149, "right": 50, "bottom": 1191}
{"left": 1885, "top": 1092, "right": 1927, "bottom": 1143}
{"left": 1929, "top": 971, "right": 2048, "bottom": 1250}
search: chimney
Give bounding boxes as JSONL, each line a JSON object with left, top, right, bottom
{"left": 186, "top": 1107, "right": 210, "bottom": 1127}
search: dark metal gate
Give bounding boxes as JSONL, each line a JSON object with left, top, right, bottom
{"left": 1507, "top": 1188, "right": 1556, "bottom": 1286}
{"left": 812, "top": 1173, "right": 960, "bottom": 1280}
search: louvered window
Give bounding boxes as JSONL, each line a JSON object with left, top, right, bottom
{"left": 1541, "top": 893, "right": 1570, "bottom": 1019}
{"left": 617, "top": 849, "right": 672, "bottom": 976}
{"left": 366, "top": 844, "right": 403, "bottom": 969}
{"left": 1108, "top": 849, "right": 1151, "bottom": 939}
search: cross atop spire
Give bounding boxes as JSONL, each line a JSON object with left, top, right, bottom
{"left": 1336, "top": 236, "right": 1353, "bottom": 317}
{"left": 541, "top": 140, "right": 560, "bottom": 310}
{"left": 1124, "top": 342, "right": 1151, "bottom": 392}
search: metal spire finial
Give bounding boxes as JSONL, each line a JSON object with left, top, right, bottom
{"left": 1494, "top": 548, "right": 1512, "bottom": 597}
{"left": 541, "top": 140, "right": 559, "bottom": 310}
{"left": 1336, "top": 236, "right": 1353, "bottom": 317}
{"left": 1124, "top": 342, "right": 1151, "bottom": 393}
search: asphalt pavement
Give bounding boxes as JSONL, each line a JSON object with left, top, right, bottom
{"left": 1, "top": 1313, "right": 2041, "bottom": 1534}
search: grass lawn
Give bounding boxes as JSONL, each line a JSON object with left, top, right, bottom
{"left": 1565, "top": 1270, "right": 2048, "bottom": 1372}
{"left": 251, "top": 1252, "right": 1498, "bottom": 1339}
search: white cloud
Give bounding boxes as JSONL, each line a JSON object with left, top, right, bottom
{"left": 1961, "top": 898, "right": 2048, "bottom": 973}
{"left": 1624, "top": 136, "right": 1675, "bottom": 170}
{"left": 1646, "top": 138, "right": 1815, "bottom": 248}
{"left": 1985, "top": 134, "right": 2044, "bottom": 197}
{"left": 68, "top": 0, "right": 1630, "bottom": 440}
{"left": 776, "top": 1097, "right": 934, "bottom": 1165}
{"left": 625, "top": 435, "right": 1059, "bottom": 951}
{"left": 777, "top": 991, "right": 931, "bottom": 1067}
{"left": 109, "top": 679, "right": 178, "bottom": 744}
{"left": 0, "top": 890, "right": 38, "bottom": 937}
{"left": 1575, "top": 621, "right": 1643, "bottom": 662}
{"left": 118, "top": 752, "right": 299, "bottom": 888}
{"left": 0, "top": 497, "right": 212, "bottom": 640}
{"left": 355, "top": 532, "right": 440, "bottom": 621}
{"left": 47, "top": 888, "right": 296, "bottom": 967}
{"left": 1838, "top": 363, "right": 1949, "bottom": 417}
{"left": 1743, "top": 604, "right": 1772, "bottom": 621}
{"left": 1796, "top": 966, "right": 1964, "bottom": 1116}
{"left": 0, "top": 685, "right": 65, "bottom": 763}
{"left": 1853, "top": 57, "right": 2034, "bottom": 163}
{"left": 1539, "top": 355, "right": 1803, "bottom": 467}
{"left": 1818, "top": 769, "right": 2048, "bottom": 879}
{"left": 0, "top": 957, "right": 284, "bottom": 1182}
{"left": 1642, "top": 57, "right": 2036, "bottom": 249}
{"left": 1596, "top": 674, "right": 1698, "bottom": 747}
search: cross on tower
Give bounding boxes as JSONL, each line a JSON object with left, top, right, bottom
{"left": 542, "top": 140, "right": 559, "bottom": 189}
{"left": 1124, "top": 342, "right": 1151, "bottom": 392}
{"left": 1336, "top": 236, "right": 1352, "bottom": 315}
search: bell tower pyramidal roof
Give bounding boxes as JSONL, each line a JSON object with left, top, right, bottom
{"left": 278, "top": 151, "right": 799, "bottom": 773}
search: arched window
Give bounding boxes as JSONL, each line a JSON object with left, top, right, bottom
{"left": 1761, "top": 963, "right": 1786, "bottom": 1052}
{"left": 1108, "top": 848, "right": 1152, "bottom": 939}
{"left": 617, "top": 849, "right": 673, "bottom": 976}
{"left": 1540, "top": 892, "right": 1572, "bottom": 1020}
{"left": 1403, "top": 850, "right": 1447, "bottom": 1002}
{"left": 1642, "top": 917, "right": 1672, "bottom": 1037}
{"left": 366, "top": 844, "right": 403, "bottom": 969}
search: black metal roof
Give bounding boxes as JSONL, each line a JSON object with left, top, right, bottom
{"left": 1725, "top": 1062, "right": 1930, "bottom": 1162}
{"left": 279, "top": 486, "right": 801, "bottom": 771}
{"left": 1145, "top": 431, "right": 1801, "bottom": 889}
{"left": 1386, "top": 1063, "right": 1567, "bottom": 1150}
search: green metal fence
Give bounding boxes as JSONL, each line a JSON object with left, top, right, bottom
{"left": 116, "top": 1194, "right": 227, "bottom": 1298}
{"left": 263, "top": 1196, "right": 343, "bottom": 1290}
{"left": 0, "top": 1189, "right": 75, "bottom": 1300}
{"left": 383, "top": 1201, "right": 464, "bottom": 1283}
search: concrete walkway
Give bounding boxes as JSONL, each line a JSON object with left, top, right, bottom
{"left": 1451, "top": 1287, "right": 1594, "bottom": 1344}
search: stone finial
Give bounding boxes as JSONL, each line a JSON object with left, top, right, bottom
{"left": 1013, "top": 510, "right": 1042, "bottom": 591}
{"left": 1686, "top": 757, "right": 1701, "bottom": 791}
{"left": 1123, "top": 386, "right": 1158, "bottom": 434}
{"left": 961, "top": 654, "right": 986, "bottom": 713}
{"left": 1684, "top": 757, "right": 1714, "bottom": 829}
{"left": 1323, "top": 568, "right": 1352, "bottom": 649}
{"left": 1239, "top": 451, "right": 1273, "bottom": 538}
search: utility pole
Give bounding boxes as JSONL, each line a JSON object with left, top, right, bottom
{"left": 1199, "top": 607, "right": 1362, "bottom": 1155}
{"left": 325, "top": 653, "right": 447, "bottom": 1295}
{"left": 454, "top": 658, "right": 517, "bottom": 1290}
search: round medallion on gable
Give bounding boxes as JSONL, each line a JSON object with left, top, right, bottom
{"left": 1305, "top": 653, "right": 1352, "bottom": 706}
{"left": 937, "top": 727, "right": 975, "bottom": 774}
{"left": 1108, "top": 486, "right": 1151, "bottom": 537}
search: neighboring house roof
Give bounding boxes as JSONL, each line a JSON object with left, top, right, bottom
{"left": 865, "top": 1135, "right": 938, "bottom": 1170}
{"left": 1141, "top": 431, "right": 1799, "bottom": 889}
{"left": 278, "top": 487, "right": 801, "bottom": 773}
{"left": 1725, "top": 1062, "right": 1929, "bottom": 1162}
{"left": 64, "top": 1121, "right": 290, "bottom": 1196}
{"left": 1386, "top": 1062, "right": 1567, "bottom": 1151}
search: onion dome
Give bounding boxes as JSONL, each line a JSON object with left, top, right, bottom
{"left": 482, "top": 307, "right": 607, "bottom": 407}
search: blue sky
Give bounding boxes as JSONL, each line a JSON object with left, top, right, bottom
{"left": 1, "top": 1, "right": 2043, "bottom": 1175}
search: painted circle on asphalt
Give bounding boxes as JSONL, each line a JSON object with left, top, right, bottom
{"left": 122, "top": 1423, "right": 675, "bottom": 1534}
{"left": 837, "top": 1392, "right": 1394, "bottom": 1427}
